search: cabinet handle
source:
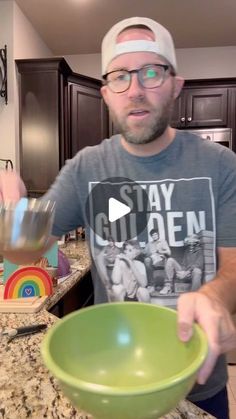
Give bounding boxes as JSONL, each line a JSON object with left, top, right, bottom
{"left": 180, "top": 117, "right": 185, "bottom": 122}
{"left": 187, "top": 116, "right": 192, "bottom": 122}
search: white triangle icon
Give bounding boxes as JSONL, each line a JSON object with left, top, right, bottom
{"left": 108, "top": 198, "right": 131, "bottom": 222}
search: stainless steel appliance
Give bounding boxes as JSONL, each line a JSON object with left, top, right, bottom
{"left": 186, "top": 127, "right": 232, "bottom": 150}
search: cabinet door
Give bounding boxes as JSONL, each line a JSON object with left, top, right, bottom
{"left": 228, "top": 87, "right": 236, "bottom": 153}
{"left": 171, "top": 87, "right": 228, "bottom": 129}
{"left": 171, "top": 94, "right": 186, "bottom": 128}
{"left": 185, "top": 88, "right": 228, "bottom": 127}
{"left": 17, "top": 58, "right": 71, "bottom": 197}
{"left": 19, "top": 71, "right": 61, "bottom": 196}
{"left": 49, "top": 271, "right": 94, "bottom": 318}
{"left": 69, "top": 83, "right": 109, "bottom": 156}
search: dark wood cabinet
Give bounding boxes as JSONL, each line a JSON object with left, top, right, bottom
{"left": 172, "top": 86, "right": 228, "bottom": 128}
{"left": 16, "top": 58, "right": 109, "bottom": 196}
{"left": 68, "top": 74, "right": 109, "bottom": 156}
{"left": 16, "top": 58, "right": 71, "bottom": 196}
{"left": 171, "top": 78, "right": 236, "bottom": 152}
{"left": 49, "top": 271, "right": 94, "bottom": 318}
{"left": 228, "top": 87, "right": 236, "bottom": 151}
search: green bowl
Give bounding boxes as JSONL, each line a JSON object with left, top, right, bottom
{"left": 41, "top": 302, "right": 208, "bottom": 419}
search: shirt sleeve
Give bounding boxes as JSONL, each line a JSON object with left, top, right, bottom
{"left": 43, "top": 155, "right": 85, "bottom": 238}
{"left": 216, "top": 147, "right": 236, "bottom": 247}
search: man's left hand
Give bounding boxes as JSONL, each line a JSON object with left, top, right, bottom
{"left": 177, "top": 291, "right": 236, "bottom": 384}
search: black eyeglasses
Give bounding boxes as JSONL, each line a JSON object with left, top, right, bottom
{"left": 103, "top": 64, "right": 172, "bottom": 93}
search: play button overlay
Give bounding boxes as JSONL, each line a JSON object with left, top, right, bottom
{"left": 108, "top": 198, "right": 131, "bottom": 222}
{"left": 85, "top": 177, "right": 150, "bottom": 242}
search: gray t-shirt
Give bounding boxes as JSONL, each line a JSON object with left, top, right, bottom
{"left": 44, "top": 130, "right": 236, "bottom": 402}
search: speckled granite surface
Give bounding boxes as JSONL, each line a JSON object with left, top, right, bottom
{"left": 0, "top": 241, "right": 215, "bottom": 419}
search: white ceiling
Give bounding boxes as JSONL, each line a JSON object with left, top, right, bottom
{"left": 15, "top": 0, "right": 236, "bottom": 55}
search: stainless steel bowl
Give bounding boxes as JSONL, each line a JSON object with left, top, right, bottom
{"left": 0, "top": 198, "right": 55, "bottom": 251}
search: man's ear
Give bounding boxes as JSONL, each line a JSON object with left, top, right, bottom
{"left": 100, "top": 85, "right": 109, "bottom": 106}
{"left": 173, "top": 76, "right": 185, "bottom": 100}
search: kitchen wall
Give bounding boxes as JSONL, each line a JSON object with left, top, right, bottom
{"left": 13, "top": 1, "right": 52, "bottom": 59}
{"left": 0, "top": 0, "right": 52, "bottom": 170}
{"left": 65, "top": 46, "right": 236, "bottom": 80}
{"left": 177, "top": 46, "right": 236, "bottom": 79}
{"left": 1, "top": 1, "right": 236, "bottom": 168}
{"left": 0, "top": 1, "right": 15, "bottom": 168}
{"left": 65, "top": 53, "right": 101, "bottom": 80}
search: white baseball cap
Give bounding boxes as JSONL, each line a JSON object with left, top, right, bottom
{"left": 101, "top": 17, "right": 177, "bottom": 76}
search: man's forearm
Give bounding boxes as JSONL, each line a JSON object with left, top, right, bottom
{"left": 199, "top": 247, "right": 236, "bottom": 314}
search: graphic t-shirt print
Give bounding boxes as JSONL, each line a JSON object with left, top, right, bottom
{"left": 89, "top": 177, "right": 216, "bottom": 308}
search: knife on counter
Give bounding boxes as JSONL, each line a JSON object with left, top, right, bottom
{"left": 1, "top": 324, "right": 47, "bottom": 342}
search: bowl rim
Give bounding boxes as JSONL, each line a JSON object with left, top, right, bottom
{"left": 41, "top": 302, "right": 208, "bottom": 396}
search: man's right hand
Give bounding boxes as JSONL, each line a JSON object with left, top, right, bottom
{"left": 0, "top": 170, "right": 58, "bottom": 264}
{"left": 0, "top": 170, "right": 27, "bottom": 202}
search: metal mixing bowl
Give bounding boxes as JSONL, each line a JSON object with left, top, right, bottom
{"left": 0, "top": 198, "right": 55, "bottom": 251}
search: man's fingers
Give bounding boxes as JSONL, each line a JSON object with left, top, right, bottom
{"left": 178, "top": 322, "right": 193, "bottom": 341}
{"left": 177, "top": 293, "right": 195, "bottom": 341}
{"left": 177, "top": 291, "right": 236, "bottom": 384}
{"left": 0, "top": 170, "right": 26, "bottom": 202}
{"left": 197, "top": 349, "right": 218, "bottom": 385}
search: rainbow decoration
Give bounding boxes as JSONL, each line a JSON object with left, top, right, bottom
{"left": 3, "top": 266, "right": 53, "bottom": 299}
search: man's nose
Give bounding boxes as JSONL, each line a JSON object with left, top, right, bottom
{"left": 126, "top": 73, "right": 145, "bottom": 99}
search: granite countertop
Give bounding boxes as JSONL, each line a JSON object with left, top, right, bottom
{"left": 0, "top": 241, "right": 215, "bottom": 419}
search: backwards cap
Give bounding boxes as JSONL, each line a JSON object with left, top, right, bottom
{"left": 101, "top": 16, "right": 177, "bottom": 76}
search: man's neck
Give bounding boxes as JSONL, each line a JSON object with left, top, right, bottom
{"left": 120, "top": 126, "right": 176, "bottom": 157}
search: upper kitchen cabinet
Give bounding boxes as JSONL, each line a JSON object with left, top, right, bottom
{"left": 171, "top": 78, "right": 236, "bottom": 152}
{"left": 171, "top": 83, "right": 228, "bottom": 129}
{"left": 16, "top": 58, "right": 71, "bottom": 196}
{"left": 16, "top": 58, "right": 109, "bottom": 197}
{"left": 68, "top": 73, "right": 109, "bottom": 156}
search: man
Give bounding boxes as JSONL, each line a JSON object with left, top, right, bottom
{"left": 96, "top": 235, "right": 120, "bottom": 294}
{"left": 112, "top": 240, "right": 150, "bottom": 302}
{"left": 0, "top": 17, "right": 236, "bottom": 419}
{"left": 144, "top": 228, "right": 171, "bottom": 291}
{"left": 144, "top": 228, "right": 171, "bottom": 266}
{"left": 160, "top": 233, "right": 204, "bottom": 294}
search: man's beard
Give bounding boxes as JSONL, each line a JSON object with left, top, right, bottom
{"left": 110, "top": 92, "right": 175, "bottom": 145}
